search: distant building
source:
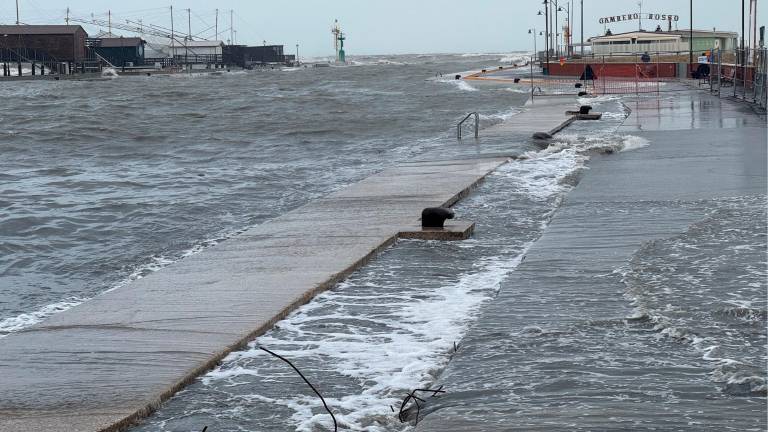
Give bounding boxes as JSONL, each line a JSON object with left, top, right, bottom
{"left": 0, "top": 25, "right": 87, "bottom": 62}
{"left": 90, "top": 37, "right": 145, "bottom": 66}
{"left": 589, "top": 30, "right": 738, "bottom": 56}
{"left": 169, "top": 40, "right": 224, "bottom": 64}
{"left": 223, "top": 45, "right": 287, "bottom": 67}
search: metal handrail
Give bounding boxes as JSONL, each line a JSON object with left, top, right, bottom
{"left": 457, "top": 112, "right": 479, "bottom": 140}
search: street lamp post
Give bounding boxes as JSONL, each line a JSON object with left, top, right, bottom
{"left": 528, "top": 28, "right": 538, "bottom": 58}
{"left": 580, "top": 0, "right": 584, "bottom": 57}
{"left": 540, "top": 1, "right": 549, "bottom": 74}
{"left": 553, "top": 0, "right": 559, "bottom": 57}
{"left": 558, "top": 3, "right": 570, "bottom": 57}
{"left": 690, "top": 0, "right": 694, "bottom": 66}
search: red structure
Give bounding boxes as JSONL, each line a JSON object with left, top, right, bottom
{"left": 0, "top": 25, "right": 88, "bottom": 62}
{"left": 544, "top": 61, "right": 678, "bottom": 78}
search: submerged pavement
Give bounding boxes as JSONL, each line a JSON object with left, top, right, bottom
{"left": 483, "top": 96, "right": 579, "bottom": 137}
{"left": 0, "top": 158, "right": 510, "bottom": 431}
{"left": 417, "top": 91, "right": 767, "bottom": 430}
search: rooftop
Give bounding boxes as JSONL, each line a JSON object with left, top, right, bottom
{"left": 0, "top": 25, "right": 86, "bottom": 35}
{"left": 171, "top": 40, "right": 225, "bottom": 48}
{"left": 98, "top": 37, "right": 145, "bottom": 47}
{"left": 590, "top": 29, "right": 738, "bottom": 42}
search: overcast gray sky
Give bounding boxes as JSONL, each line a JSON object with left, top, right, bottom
{"left": 2, "top": 1, "right": 766, "bottom": 56}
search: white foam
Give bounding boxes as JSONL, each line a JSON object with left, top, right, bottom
{"left": 496, "top": 148, "right": 586, "bottom": 201}
{"left": 620, "top": 135, "right": 651, "bottom": 152}
{"left": 101, "top": 68, "right": 119, "bottom": 79}
{"left": 0, "top": 297, "right": 86, "bottom": 336}
{"left": 499, "top": 55, "right": 530, "bottom": 65}
{"left": 205, "top": 239, "right": 536, "bottom": 431}
{"left": 452, "top": 80, "right": 478, "bottom": 92}
{"left": 505, "top": 87, "right": 530, "bottom": 94}
{"left": 481, "top": 108, "right": 522, "bottom": 123}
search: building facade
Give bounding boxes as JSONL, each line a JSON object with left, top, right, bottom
{"left": 589, "top": 30, "right": 738, "bottom": 56}
{"left": 223, "top": 45, "right": 287, "bottom": 67}
{"left": 168, "top": 40, "right": 224, "bottom": 64}
{"left": 0, "top": 25, "right": 87, "bottom": 62}
{"left": 91, "top": 37, "right": 145, "bottom": 66}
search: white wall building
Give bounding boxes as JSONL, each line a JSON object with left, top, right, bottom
{"left": 168, "top": 40, "right": 224, "bottom": 58}
{"left": 589, "top": 30, "right": 738, "bottom": 56}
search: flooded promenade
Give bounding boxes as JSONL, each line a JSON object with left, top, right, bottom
{"left": 417, "top": 88, "right": 767, "bottom": 431}
{"left": 0, "top": 53, "right": 765, "bottom": 431}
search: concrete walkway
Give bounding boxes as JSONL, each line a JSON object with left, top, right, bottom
{"left": 483, "top": 96, "right": 579, "bottom": 137}
{"left": 618, "top": 91, "right": 766, "bottom": 132}
{"left": 417, "top": 91, "right": 767, "bottom": 430}
{"left": 0, "top": 158, "right": 509, "bottom": 432}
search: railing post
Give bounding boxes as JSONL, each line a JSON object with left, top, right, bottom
{"left": 743, "top": 47, "right": 748, "bottom": 101}
{"left": 602, "top": 55, "right": 606, "bottom": 95}
{"left": 635, "top": 53, "right": 639, "bottom": 96}
{"left": 474, "top": 112, "right": 479, "bottom": 139}
{"left": 734, "top": 48, "right": 739, "bottom": 99}
{"left": 656, "top": 51, "right": 660, "bottom": 95}
{"left": 710, "top": 46, "right": 714, "bottom": 93}
{"left": 709, "top": 49, "right": 722, "bottom": 97}
{"left": 530, "top": 54, "right": 535, "bottom": 101}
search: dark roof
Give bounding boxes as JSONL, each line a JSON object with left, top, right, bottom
{"left": 98, "top": 37, "right": 144, "bottom": 47}
{"left": 0, "top": 25, "right": 86, "bottom": 36}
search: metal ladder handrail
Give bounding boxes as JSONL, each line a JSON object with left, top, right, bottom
{"left": 457, "top": 112, "right": 479, "bottom": 139}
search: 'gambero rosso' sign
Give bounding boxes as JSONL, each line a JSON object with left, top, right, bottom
{"left": 599, "top": 13, "right": 680, "bottom": 24}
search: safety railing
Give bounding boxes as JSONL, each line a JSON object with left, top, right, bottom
{"left": 706, "top": 47, "right": 767, "bottom": 111}
{"left": 457, "top": 112, "right": 479, "bottom": 140}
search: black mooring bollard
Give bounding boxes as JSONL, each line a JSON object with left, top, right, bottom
{"left": 579, "top": 105, "right": 592, "bottom": 115}
{"left": 421, "top": 207, "right": 455, "bottom": 228}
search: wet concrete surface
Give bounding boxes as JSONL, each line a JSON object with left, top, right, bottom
{"left": 618, "top": 91, "right": 766, "bottom": 131}
{"left": 483, "top": 96, "right": 579, "bottom": 138}
{"left": 398, "top": 220, "right": 476, "bottom": 241}
{"left": 0, "top": 157, "right": 511, "bottom": 432}
{"left": 417, "top": 92, "right": 767, "bottom": 431}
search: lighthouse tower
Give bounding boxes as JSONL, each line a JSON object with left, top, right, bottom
{"left": 337, "top": 32, "right": 346, "bottom": 63}
{"left": 331, "top": 19, "right": 346, "bottom": 63}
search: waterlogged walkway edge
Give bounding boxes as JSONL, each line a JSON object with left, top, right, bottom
{"left": 0, "top": 157, "right": 508, "bottom": 432}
